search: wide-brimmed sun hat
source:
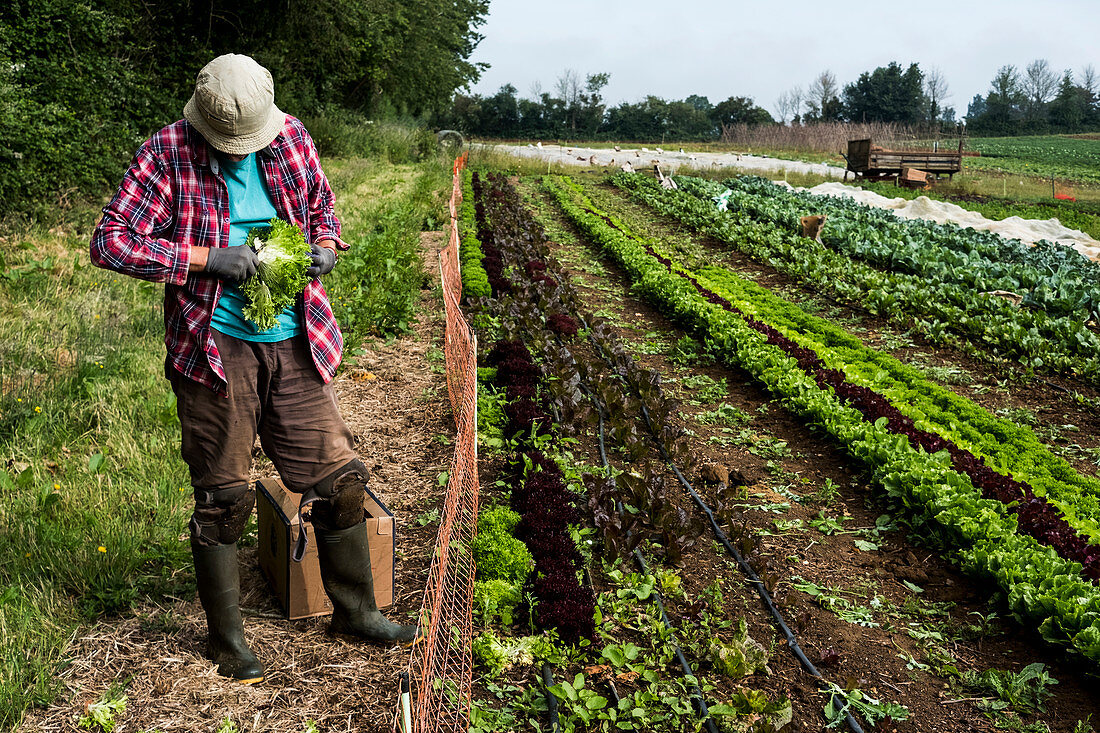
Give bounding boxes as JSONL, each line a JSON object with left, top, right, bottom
{"left": 183, "top": 54, "right": 285, "bottom": 155}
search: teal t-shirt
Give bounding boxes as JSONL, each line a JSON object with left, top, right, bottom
{"left": 210, "top": 152, "right": 304, "bottom": 342}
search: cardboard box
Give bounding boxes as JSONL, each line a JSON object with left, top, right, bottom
{"left": 256, "top": 477, "right": 394, "bottom": 620}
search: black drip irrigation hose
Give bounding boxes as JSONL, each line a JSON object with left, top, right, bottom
{"left": 574, "top": 314, "right": 866, "bottom": 733}
{"left": 542, "top": 662, "right": 562, "bottom": 733}
{"left": 537, "top": 325, "right": 721, "bottom": 730}
{"left": 592, "top": 394, "right": 722, "bottom": 733}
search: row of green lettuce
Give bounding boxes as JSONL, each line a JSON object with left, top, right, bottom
{"left": 612, "top": 172, "right": 1100, "bottom": 383}
{"left": 540, "top": 173, "right": 1100, "bottom": 665}
{"left": 459, "top": 168, "right": 491, "bottom": 298}
{"left": 705, "top": 174, "right": 1100, "bottom": 324}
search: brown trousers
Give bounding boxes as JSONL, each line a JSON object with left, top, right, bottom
{"left": 169, "top": 330, "right": 358, "bottom": 494}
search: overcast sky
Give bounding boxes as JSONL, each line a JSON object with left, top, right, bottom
{"left": 467, "top": 0, "right": 1100, "bottom": 118}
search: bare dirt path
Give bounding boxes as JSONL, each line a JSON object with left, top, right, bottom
{"left": 17, "top": 233, "right": 451, "bottom": 733}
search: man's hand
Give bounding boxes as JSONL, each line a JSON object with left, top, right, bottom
{"left": 306, "top": 242, "right": 337, "bottom": 278}
{"left": 204, "top": 245, "right": 259, "bottom": 281}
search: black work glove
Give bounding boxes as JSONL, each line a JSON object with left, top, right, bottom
{"left": 305, "top": 243, "right": 337, "bottom": 278}
{"left": 205, "top": 245, "right": 259, "bottom": 281}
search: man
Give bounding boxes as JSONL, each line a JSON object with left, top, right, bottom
{"left": 90, "top": 54, "right": 416, "bottom": 684}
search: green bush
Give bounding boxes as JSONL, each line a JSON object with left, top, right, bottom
{"left": 300, "top": 111, "right": 439, "bottom": 163}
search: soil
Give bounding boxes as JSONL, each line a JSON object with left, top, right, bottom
{"left": 507, "top": 176, "right": 1100, "bottom": 732}
{"left": 16, "top": 232, "right": 452, "bottom": 733}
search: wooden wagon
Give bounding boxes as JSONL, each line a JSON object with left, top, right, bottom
{"left": 843, "top": 138, "right": 963, "bottom": 182}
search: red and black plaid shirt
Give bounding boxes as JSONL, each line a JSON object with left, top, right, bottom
{"left": 91, "top": 116, "right": 348, "bottom": 394}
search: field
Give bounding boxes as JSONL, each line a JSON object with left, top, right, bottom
{"left": 459, "top": 158, "right": 1100, "bottom": 732}
{"left": 963, "top": 135, "right": 1100, "bottom": 184}
{"left": 6, "top": 135, "right": 1100, "bottom": 733}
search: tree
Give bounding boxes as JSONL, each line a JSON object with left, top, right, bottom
{"left": 1049, "top": 70, "right": 1085, "bottom": 131}
{"left": 605, "top": 96, "right": 667, "bottom": 140}
{"left": 1080, "top": 65, "right": 1099, "bottom": 126}
{"left": 577, "top": 72, "right": 611, "bottom": 136}
{"left": 841, "top": 62, "right": 924, "bottom": 124}
{"left": 481, "top": 84, "right": 520, "bottom": 136}
{"left": 555, "top": 68, "right": 583, "bottom": 131}
{"left": 684, "top": 95, "right": 713, "bottom": 113}
{"left": 966, "top": 94, "right": 987, "bottom": 122}
{"left": 1021, "top": 58, "right": 1058, "bottom": 129}
{"left": 923, "top": 66, "right": 950, "bottom": 129}
{"left": 664, "top": 99, "right": 714, "bottom": 139}
{"left": 775, "top": 90, "right": 796, "bottom": 124}
{"left": 710, "top": 96, "right": 774, "bottom": 129}
{"left": 804, "top": 71, "right": 841, "bottom": 122}
{"left": 790, "top": 86, "right": 805, "bottom": 124}
{"left": 971, "top": 65, "right": 1024, "bottom": 135}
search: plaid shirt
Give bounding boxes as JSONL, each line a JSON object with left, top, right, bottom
{"left": 91, "top": 116, "right": 348, "bottom": 394}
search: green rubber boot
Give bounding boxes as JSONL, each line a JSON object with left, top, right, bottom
{"left": 315, "top": 521, "right": 418, "bottom": 643}
{"left": 191, "top": 542, "right": 265, "bottom": 683}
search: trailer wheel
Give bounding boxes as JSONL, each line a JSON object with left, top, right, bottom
{"left": 436, "top": 129, "right": 465, "bottom": 149}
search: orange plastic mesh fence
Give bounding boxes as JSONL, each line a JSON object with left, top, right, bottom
{"left": 396, "top": 153, "right": 479, "bottom": 733}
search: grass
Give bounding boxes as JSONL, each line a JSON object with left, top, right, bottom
{"left": 0, "top": 209, "right": 191, "bottom": 724}
{"left": 0, "top": 132, "right": 450, "bottom": 729}
{"left": 324, "top": 155, "right": 450, "bottom": 342}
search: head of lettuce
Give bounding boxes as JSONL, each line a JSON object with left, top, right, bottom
{"left": 88, "top": 53, "right": 418, "bottom": 686}
{"left": 241, "top": 218, "right": 312, "bottom": 331}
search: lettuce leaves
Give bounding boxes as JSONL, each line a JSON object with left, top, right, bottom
{"left": 241, "top": 218, "right": 312, "bottom": 331}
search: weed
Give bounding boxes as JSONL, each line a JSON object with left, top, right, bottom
{"left": 214, "top": 719, "right": 240, "bottom": 733}
{"left": 877, "top": 329, "right": 917, "bottom": 350}
{"left": 805, "top": 477, "right": 842, "bottom": 506}
{"left": 678, "top": 373, "right": 729, "bottom": 402}
{"left": 957, "top": 662, "right": 1058, "bottom": 714}
{"left": 416, "top": 508, "right": 441, "bottom": 526}
{"left": 995, "top": 406, "right": 1039, "bottom": 426}
{"left": 809, "top": 511, "right": 845, "bottom": 535}
{"left": 78, "top": 683, "right": 127, "bottom": 732}
{"left": 909, "top": 358, "right": 975, "bottom": 385}
{"left": 823, "top": 681, "right": 908, "bottom": 728}
{"left": 791, "top": 577, "right": 879, "bottom": 628}
{"left": 697, "top": 402, "right": 751, "bottom": 427}
{"left": 668, "top": 335, "right": 714, "bottom": 366}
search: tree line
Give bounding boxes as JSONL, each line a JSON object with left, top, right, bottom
{"left": 444, "top": 59, "right": 1100, "bottom": 142}
{"left": 0, "top": 0, "right": 489, "bottom": 215}
{"left": 436, "top": 71, "right": 774, "bottom": 142}
{"left": 965, "top": 61, "right": 1100, "bottom": 136}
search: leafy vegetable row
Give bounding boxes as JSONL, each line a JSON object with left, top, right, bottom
{"left": 458, "top": 168, "right": 490, "bottom": 298}
{"left": 543, "top": 173, "right": 1100, "bottom": 664}
{"left": 612, "top": 171, "right": 1100, "bottom": 381}
{"left": 704, "top": 174, "right": 1100, "bottom": 324}
{"left": 474, "top": 171, "right": 595, "bottom": 644}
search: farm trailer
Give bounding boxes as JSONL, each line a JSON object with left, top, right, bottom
{"left": 842, "top": 138, "right": 964, "bottom": 182}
